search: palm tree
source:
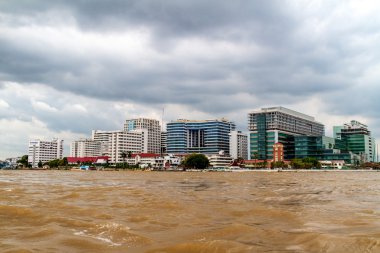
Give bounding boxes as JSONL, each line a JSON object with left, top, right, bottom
{"left": 121, "top": 151, "right": 127, "bottom": 169}
{"left": 253, "top": 152, "right": 259, "bottom": 168}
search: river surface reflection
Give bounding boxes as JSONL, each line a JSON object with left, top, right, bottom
{"left": 1, "top": 171, "right": 380, "bottom": 252}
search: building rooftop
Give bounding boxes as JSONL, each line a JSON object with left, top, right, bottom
{"left": 172, "top": 118, "right": 231, "bottom": 123}
{"left": 249, "top": 106, "right": 317, "bottom": 122}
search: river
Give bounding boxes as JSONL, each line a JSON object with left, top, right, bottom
{"left": 1, "top": 170, "right": 380, "bottom": 252}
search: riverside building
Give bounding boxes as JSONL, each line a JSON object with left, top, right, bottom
{"left": 124, "top": 118, "right": 161, "bottom": 154}
{"left": 167, "top": 118, "right": 236, "bottom": 155}
{"left": 248, "top": 107, "right": 324, "bottom": 160}
{"left": 294, "top": 136, "right": 358, "bottom": 164}
{"left": 70, "top": 139, "right": 101, "bottom": 157}
{"left": 91, "top": 130, "right": 146, "bottom": 163}
{"left": 229, "top": 130, "right": 248, "bottom": 160}
{"left": 28, "top": 138, "right": 63, "bottom": 167}
{"left": 334, "top": 120, "right": 376, "bottom": 163}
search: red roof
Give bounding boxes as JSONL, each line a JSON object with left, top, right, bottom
{"left": 67, "top": 156, "right": 109, "bottom": 163}
{"left": 131, "top": 153, "right": 160, "bottom": 158}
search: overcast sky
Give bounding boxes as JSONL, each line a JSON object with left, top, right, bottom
{"left": 1, "top": 0, "right": 380, "bottom": 159}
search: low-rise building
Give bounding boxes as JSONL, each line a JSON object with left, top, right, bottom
{"left": 66, "top": 156, "right": 109, "bottom": 165}
{"left": 207, "top": 151, "right": 233, "bottom": 167}
{"left": 127, "top": 153, "right": 163, "bottom": 168}
{"left": 320, "top": 160, "right": 345, "bottom": 169}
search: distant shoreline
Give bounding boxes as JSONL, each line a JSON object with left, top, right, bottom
{"left": 3, "top": 168, "right": 379, "bottom": 172}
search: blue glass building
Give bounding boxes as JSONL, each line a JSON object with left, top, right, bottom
{"left": 167, "top": 119, "right": 236, "bottom": 155}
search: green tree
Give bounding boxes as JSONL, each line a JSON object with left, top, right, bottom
{"left": 290, "top": 158, "right": 304, "bottom": 169}
{"left": 17, "top": 155, "right": 29, "bottom": 168}
{"left": 38, "top": 160, "right": 43, "bottom": 168}
{"left": 291, "top": 157, "right": 321, "bottom": 169}
{"left": 62, "top": 157, "right": 68, "bottom": 166}
{"left": 183, "top": 154, "right": 209, "bottom": 170}
{"left": 121, "top": 151, "right": 127, "bottom": 169}
{"left": 253, "top": 152, "right": 258, "bottom": 167}
{"left": 271, "top": 161, "right": 286, "bottom": 169}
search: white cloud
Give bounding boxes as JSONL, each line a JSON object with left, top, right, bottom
{"left": 0, "top": 99, "right": 9, "bottom": 109}
{"left": 31, "top": 99, "right": 58, "bottom": 112}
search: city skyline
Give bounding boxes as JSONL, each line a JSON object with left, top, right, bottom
{"left": 1, "top": 1, "right": 380, "bottom": 159}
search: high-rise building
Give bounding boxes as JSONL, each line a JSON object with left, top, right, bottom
{"left": 248, "top": 107, "right": 324, "bottom": 160}
{"left": 229, "top": 130, "right": 248, "bottom": 159}
{"left": 70, "top": 139, "right": 101, "bottom": 157}
{"left": 92, "top": 130, "right": 146, "bottom": 163}
{"left": 167, "top": 118, "right": 236, "bottom": 155}
{"left": 334, "top": 120, "right": 376, "bottom": 163}
{"left": 92, "top": 130, "right": 120, "bottom": 156}
{"left": 124, "top": 118, "right": 161, "bottom": 154}
{"left": 109, "top": 131, "right": 144, "bottom": 163}
{"left": 28, "top": 138, "right": 63, "bottom": 167}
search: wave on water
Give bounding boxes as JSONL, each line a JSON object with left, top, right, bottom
{"left": 72, "top": 222, "right": 151, "bottom": 247}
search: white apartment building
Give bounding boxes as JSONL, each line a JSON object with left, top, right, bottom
{"left": 229, "top": 130, "right": 248, "bottom": 160}
{"left": 70, "top": 139, "right": 101, "bottom": 157}
{"left": 124, "top": 118, "right": 161, "bottom": 154}
{"left": 91, "top": 129, "right": 148, "bottom": 163}
{"left": 92, "top": 130, "right": 118, "bottom": 156}
{"left": 28, "top": 138, "right": 63, "bottom": 167}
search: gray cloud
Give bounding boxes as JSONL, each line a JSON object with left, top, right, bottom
{"left": 1, "top": 0, "right": 380, "bottom": 158}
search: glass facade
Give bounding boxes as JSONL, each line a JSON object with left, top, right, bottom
{"left": 294, "top": 136, "right": 354, "bottom": 163}
{"left": 248, "top": 107, "right": 325, "bottom": 160}
{"left": 334, "top": 121, "right": 375, "bottom": 162}
{"left": 167, "top": 119, "right": 235, "bottom": 155}
{"left": 257, "top": 114, "right": 267, "bottom": 160}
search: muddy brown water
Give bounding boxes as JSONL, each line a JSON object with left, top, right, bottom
{"left": 1, "top": 170, "right": 380, "bottom": 252}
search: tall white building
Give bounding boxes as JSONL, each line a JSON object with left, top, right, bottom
{"left": 70, "top": 139, "right": 101, "bottom": 157}
{"left": 92, "top": 130, "right": 117, "bottom": 156}
{"left": 91, "top": 129, "right": 148, "bottom": 163}
{"left": 124, "top": 118, "right": 161, "bottom": 154}
{"left": 28, "top": 138, "right": 63, "bottom": 167}
{"left": 229, "top": 130, "right": 248, "bottom": 160}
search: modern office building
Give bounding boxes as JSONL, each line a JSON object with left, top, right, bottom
{"left": 334, "top": 120, "right": 376, "bottom": 163}
{"left": 229, "top": 130, "right": 248, "bottom": 160}
{"left": 70, "top": 139, "right": 101, "bottom": 157}
{"left": 28, "top": 138, "right": 63, "bottom": 167}
{"left": 124, "top": 118, "right": 161, "bottom": 154}
{"left": 248, "top": 107, "right": 325, "bottom": 160}
{"left": 167, "top": 118, "right": 236, "bottom": 155}
{"left": 294, "top": 136, "right": 357, "bottom": 163}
